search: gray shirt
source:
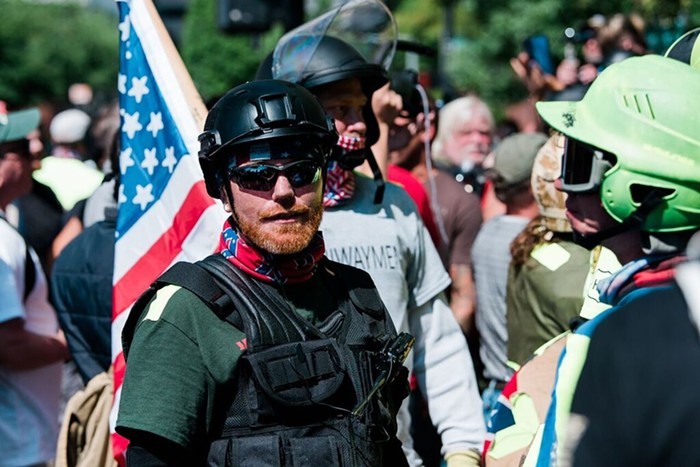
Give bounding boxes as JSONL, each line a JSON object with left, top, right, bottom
{"left": 472, "top": 215, "right": 529, "bottom": 382}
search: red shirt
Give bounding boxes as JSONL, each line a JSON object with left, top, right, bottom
{"left": 387, "top": 164, "right": 441, "bottom": 249}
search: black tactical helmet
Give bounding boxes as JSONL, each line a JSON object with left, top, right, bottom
{"left": 291, "top": 35, "right": 388, "bottom": 95}
{"left": 198, "top": 79, "right": 337, "bottom": 198}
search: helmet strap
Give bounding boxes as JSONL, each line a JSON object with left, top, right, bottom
{"left": 365, "top": 148, "right": 385, "bottom": 204}
{"left": 573, "top": 190, "right": 665, "bottom": 249}
{"left": 223, "top": 182, "right": 235, "bottom": 215}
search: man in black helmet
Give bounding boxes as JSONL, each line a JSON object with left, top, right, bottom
{"left": 116, "top": 80, "right": 411, "bottom": 466}
{"left": 263, "top": 10, "right": 486, "bottom": 466}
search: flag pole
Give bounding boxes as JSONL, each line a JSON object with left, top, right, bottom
{"left": 140, "top": 0, "right": 208, "bottom": 129}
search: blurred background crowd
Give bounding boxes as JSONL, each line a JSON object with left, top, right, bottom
{"left": 1, "top": 0, "right": 699, "bottom": 466}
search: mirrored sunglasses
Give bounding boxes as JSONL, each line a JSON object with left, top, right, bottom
{"left": 228, "top": 159, "right": 322, "bottom": 191}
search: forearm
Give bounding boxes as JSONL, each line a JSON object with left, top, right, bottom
{"left": 448, "top": 263, "right": 476, "bottom": 335}
{"left": 0, "top": 319, "right": 68, "bottom": 370}
{"left": 411, "top": 295, "right": 486, "bottom": 455}
{"left": 359, "top": 82, "right": 401, "bottom": 179}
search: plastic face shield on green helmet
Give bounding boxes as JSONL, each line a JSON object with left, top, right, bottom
{"left": 536, "top": 55, "right": 700, "bottom": 233}
{"left": 271, "top": 0, "right": 397, "bottom": 86}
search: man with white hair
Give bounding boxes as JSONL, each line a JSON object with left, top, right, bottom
{"left": 431, "top": 96, "right": 495, "bottom": 197}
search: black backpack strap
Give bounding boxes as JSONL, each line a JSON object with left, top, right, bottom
{"left": 154, "top": 262, "right": 235, "bottom": 322}
{"left": 22, "top": 242, "right": 36, "bottom": 302}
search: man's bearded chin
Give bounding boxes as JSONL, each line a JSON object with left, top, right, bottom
{"left": 463, "top": 144, "right": 490, "bottom": 166}
{"left": 445, "top": 141, "right": 489, "bottom": 167}
{"left": 233, "top": 201, "right": 324, "bottom": 255}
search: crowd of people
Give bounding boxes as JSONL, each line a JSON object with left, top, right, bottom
{"left": 1, "top": 0, "right": 700, "bottom": 465}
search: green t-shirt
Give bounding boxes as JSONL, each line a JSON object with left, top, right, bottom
{"left": 506, "top": 239, "right": 589, "bottom": 366}
{"left": 116, "top": 268, "right": 342, "bottom": 453}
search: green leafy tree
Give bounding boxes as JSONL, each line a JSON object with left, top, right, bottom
{"left": 392, "top": 0, "right": 699, "bottom": 120}
{"left": 0, "top": 0, "right": 118, "bottom": 108}
{"left": 180, "top": 0, "right": 284, "bottom": 104}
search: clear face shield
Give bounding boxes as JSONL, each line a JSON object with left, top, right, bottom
{"left": 272, "top": 0, "right": 398, "bottom": 84}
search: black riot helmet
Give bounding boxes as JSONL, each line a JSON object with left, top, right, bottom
{"left": 293, "top": 35, "right": 388, "bottom": 97}
{"left": 198, "top": 79, "right": 338, "bottom": 199}
{"left": 264, "top": 0, "right": 397, "bottom": 202}
{"left": 257, "top": 36, "right": 388, "bottom": 151}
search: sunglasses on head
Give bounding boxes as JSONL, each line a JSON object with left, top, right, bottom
{"left": 561, "top": 137, "right": 615, "bottom": 193}
{"left": 228, "top": 159, "right": 323, "bottom": 192}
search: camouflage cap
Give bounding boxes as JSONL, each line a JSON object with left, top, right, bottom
{"left": 530, "top": 132, "right": 572, "bottom": 233}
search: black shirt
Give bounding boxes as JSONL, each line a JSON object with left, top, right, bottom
{"left": 570, "top": 284, "right": 700, "bottom": 467}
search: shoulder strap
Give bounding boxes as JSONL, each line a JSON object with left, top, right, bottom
{"left": 322, "top": 258, "right": 385, "bottom": 321}
{"left": 197, "top": 254, "right": 319, "bottom": 351}
{"left": 23, "top": 242, "right": 36, "bottom": 302}
{"left": 122, "top": 259, "right": 242, "bottom": 360}
{"left": 154, "top": 261, "right": 237, "bottom": 324}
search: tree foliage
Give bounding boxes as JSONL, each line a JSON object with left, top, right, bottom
{"left": 4, "top": 0, "right": 695, "bottom": 122}
{"left": 0, "top": 0, "right": 118, "bottom": 108}
{"left": 180, "top": 0, "right": 284, "bottom": 104}
{"left": 392, "top": 0, "right": 699, "bottom": 119}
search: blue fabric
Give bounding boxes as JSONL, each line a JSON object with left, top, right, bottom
{"left": 51, "top": 218, "right": 115, "bottom": 383}
{"left": 535, "top": 308, "right": 615, "bottom": 467}
{"left": 482, "top": 381, "right": 505, "bottom": 425}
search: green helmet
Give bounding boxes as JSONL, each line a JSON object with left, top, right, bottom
{"left": 537, "top": 55, "right": 700, "bottom": 233}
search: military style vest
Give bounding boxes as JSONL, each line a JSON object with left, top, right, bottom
{"left": 123, "top": 255, "right": 409, "bottom": 467}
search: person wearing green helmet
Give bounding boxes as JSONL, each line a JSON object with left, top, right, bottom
{"left": 532, "top": 54, "right": 700, "bottom": 466}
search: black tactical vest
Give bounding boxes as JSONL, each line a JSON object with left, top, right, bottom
{"left": 123, "top": 255, "right": 409, "bottom": 467}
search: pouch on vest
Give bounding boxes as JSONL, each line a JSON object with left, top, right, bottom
{"left": 247, "top": 338, "right": 347, "bottom": 408}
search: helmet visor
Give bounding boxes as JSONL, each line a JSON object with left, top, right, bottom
{"left": 561, "top": 137, "right": 614, "bottom": 193}
{"left": 272, "top": 0, "right": 397, "bottom": 83}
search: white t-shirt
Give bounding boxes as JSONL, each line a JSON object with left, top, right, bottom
{"left": 322, "top": 175, "right": 486, "bottom": 459}
{"left": 322, "top": 176, "right": 450, "bottom": 334}
{"left": 0, "top": 216, "right": 63, "bottom": 465}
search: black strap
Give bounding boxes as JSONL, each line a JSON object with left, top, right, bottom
{"left": 573, "top": 190, "right": 665, "bottom": 249}
{"left": 0, "top": 215, "right": 36, "bottom": 301}
{"left": 197, "top": 254, "right": 320, "bottom": 351}
{"left": 154, "top": 262, "right": 234, "bottom": 322}
{"left": 364, "top": 148, "right": 385, "bottom": 205}
{"left": 22, "top": 242, "right": 35, "bottom": 302}
{"left": 122, "top": 260, "right": 240, "bottom": 360}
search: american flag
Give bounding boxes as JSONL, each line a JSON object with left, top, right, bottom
{"left": 111, "top": 0, "right": 227, "bottom": 460}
